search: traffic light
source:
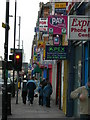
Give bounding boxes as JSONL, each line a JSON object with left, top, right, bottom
{"left": 9, "top": 55, "right": 13, "bottom": 61}
{"left": 14, "top": 51, "right": 22, "bottom": 71}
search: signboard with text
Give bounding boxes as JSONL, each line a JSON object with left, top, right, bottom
{"left": 55, "top": 3, "right": 66, "bottom": 9}
{"left": 48, "top": 15, "right": 67, "bottom": 34}
{"left": 45, "top": 45, "right": 68, "bottom": 60}
{"left": 68, "top": 16, "right": 90, "bottom": 40}
{"left": 55, "top": 8, "right": 66, "bottom": 15}
{"left": 39, "top": 18, "right": 48, "bottom": 32}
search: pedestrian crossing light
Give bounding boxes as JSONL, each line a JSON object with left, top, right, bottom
{"left": 14, "top": 51, "right": 22, "bottom": 71}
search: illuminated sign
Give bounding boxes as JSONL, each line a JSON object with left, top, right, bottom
{"left": 45, "top": 45, "right": 68, "bottom": 60}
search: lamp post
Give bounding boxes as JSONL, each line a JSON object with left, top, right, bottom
{"left": 2, "top": 1, "right": 9, "bottom": 120}
{"left": 13, "top": 0, "right": 17, "bottom": 97}
{"left": 16, "top": 16, "right": 21, "bottom": 104}
{"left": 9, "top": 1, "right": 17, "bottom": 97}
{"left": 18, "top": 16, "right": 21, "bottom": 49}
{"left": 16, "top": 16, "right": 21, "bottom": 49}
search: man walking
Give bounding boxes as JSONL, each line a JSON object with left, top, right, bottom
{"left": 27, "top": 77, "right": 36, "bottom": 105}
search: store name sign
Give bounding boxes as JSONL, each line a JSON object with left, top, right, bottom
{"left": 45, "top": 46, "right": 68, "bottom": 60}
{"left": 48, "top": 15, "right": 67, "bottom": 34}
{"left": 39, "top": 18, "right": 48, "bottom": 32}
{"left": 68, "top": 16, "right": 90, "bottom": 40}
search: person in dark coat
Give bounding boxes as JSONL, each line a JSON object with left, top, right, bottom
{"left": 22, "top": 80, "right": 27, "bottom": 104}
{"left": 40, "top": 78, "right": 47, "bottom": 105}
{"left": 26, "top": 77, "right": 36, "bottom": 105}
{"left": 43, "top": 81, "right": 52, "bottom": 107}
{"left": 38, "top": 83, "right": 43, "bottom": 105}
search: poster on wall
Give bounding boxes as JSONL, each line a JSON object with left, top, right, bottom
{"left": 68, "top": 15, "right": 90, "bottom": 40}
{"left": 45, "top": 45, "right": 68, "bottom": 60}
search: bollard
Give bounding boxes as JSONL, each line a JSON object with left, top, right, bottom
{"left": 7, "top": 92, "right": 11, "bottom": 115}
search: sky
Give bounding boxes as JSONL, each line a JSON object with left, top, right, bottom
{"left": 0, "top": 0, "right": 49, "bottom": 63}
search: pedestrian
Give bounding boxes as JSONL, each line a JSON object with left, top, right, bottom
{"left": 43, "top": 80, "right": 52, "bottom": 107}
{"left": 40, "top": 78, "right": 47, "bottom": 105}
{"left": 70, "top": 78, "right": 90, "bottom": 120}
{"left": 22, "top": 80, "right": 27, "bottom": 104}
{"left": 38, "top": 82, "right": 43, "bottom": 105}
{"left": 26, "top": 77, "right": 36, "bottom": 105}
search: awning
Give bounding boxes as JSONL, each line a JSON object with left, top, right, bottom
{"left": 33, "top": 65, "right": 42, "bottom": 74}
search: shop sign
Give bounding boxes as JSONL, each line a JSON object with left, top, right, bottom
{"left": 39, "top": 18, "right": 48, "bottom": 32}
{"left": 55, "top": 3, "right": 66, "bottom": 9}
{"left": 68, "top": 16, "right": 90, "bottom": 40}
{"left": 45, "top": 45, "right": 68, "bottom": 60}
{"left": 55, "top": 8, "right": 66, "bottom": 15}
{"left": 48, "top": 15, "right": 67, "bottom": 34}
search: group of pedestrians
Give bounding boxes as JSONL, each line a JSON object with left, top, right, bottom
{"left": 21, "top": 76, "right": 52, "bottom": 107}
{"left": 38, "top": 78, "right": 52, "bottom": 107}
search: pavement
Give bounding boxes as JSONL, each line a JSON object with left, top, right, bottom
{"left": 7, "top": 90, "right": 67, "bottom": 119}
{"left": 0, "top": 90, "right": 76, "bottom": 119}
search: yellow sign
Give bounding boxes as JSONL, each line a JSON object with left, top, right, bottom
{"left": 2, "top": 22, "right": 10, "bottom": 29}
{"left": 2, "top": 22, "right": 6, "bottom": 28}
{"left": 55, "top": 3, "right": 66, "bottom": 9}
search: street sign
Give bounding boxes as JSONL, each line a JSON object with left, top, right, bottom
{"left": 2, "top": 22, "right": 10, "bottom": 29}
{"left": 2, "top": 22, "right": 6, "bottom": 28}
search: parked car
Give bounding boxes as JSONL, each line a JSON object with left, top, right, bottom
{"left": 0, "top": 78, "right": 12, "bottom": 92}
{"left": 0, "top": 78, "right": 4, "bottom": 91}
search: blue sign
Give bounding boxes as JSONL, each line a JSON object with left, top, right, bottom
{"left": 55, "top": 8, "right": 66, "bottom": 15}
{"left": 45, "top": 45, "right": 68, "bottom": 60}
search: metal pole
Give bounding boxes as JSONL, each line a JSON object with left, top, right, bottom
{"left": 18, "top": 16, "right": 21, "bottom": 49}
{"left": 12, "top": 1, "right": 17, "bottom": 97}
{"left": 2, "top": 1, "right": 9, "bottom": 120}
{"left": 16, "top": 70, "right": 19, "bottom": 104}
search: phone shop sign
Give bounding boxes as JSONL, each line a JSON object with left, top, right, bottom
{"left": 68, "top": 16, "right": 90, "bottom": 40}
